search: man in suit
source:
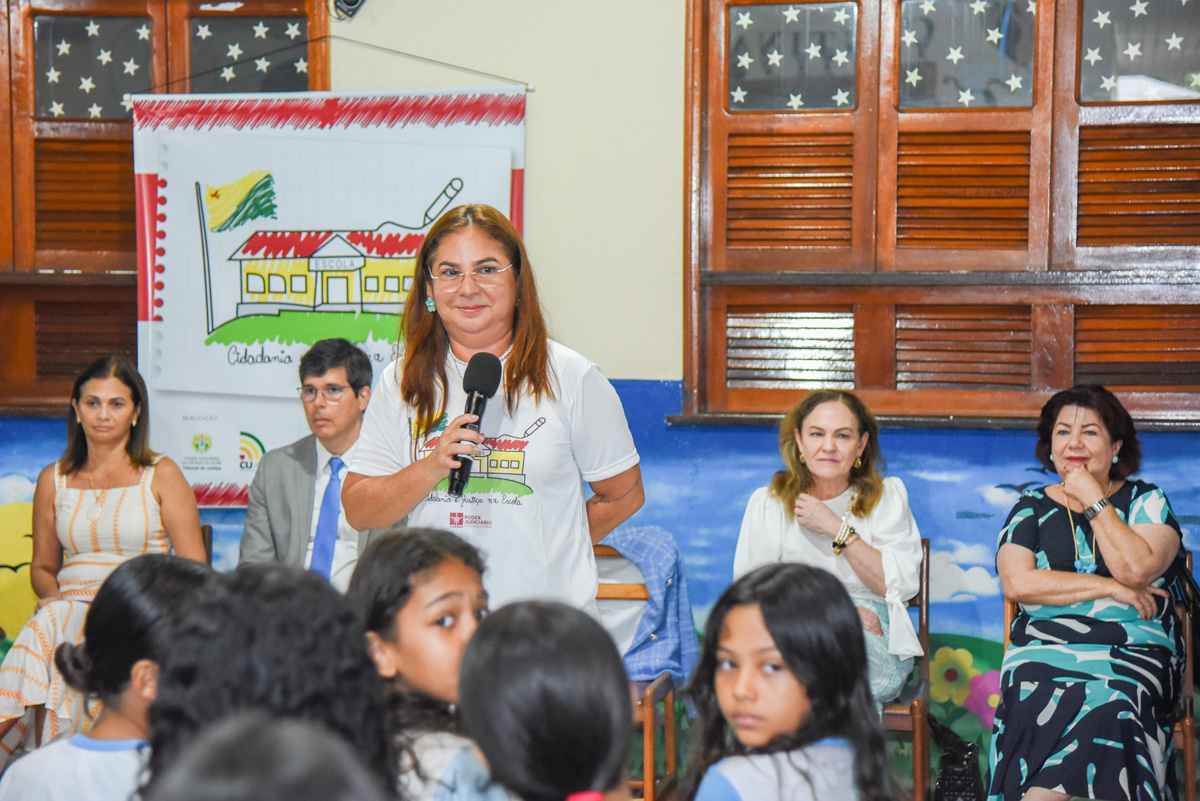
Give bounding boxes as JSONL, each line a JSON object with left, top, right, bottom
{"left": 239, "top": 338, "right": 402, "bottom": 590}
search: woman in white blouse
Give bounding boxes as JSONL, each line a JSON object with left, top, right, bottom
{"left": 734, "top": 390, "right": 923, "bottom": 704}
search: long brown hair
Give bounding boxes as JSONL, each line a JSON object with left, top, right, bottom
{"left": 768, "top": 390, "right": 885, "bottom": 518}
{"left": 61, "top": 356, "right": 156, "bottom": 475}
{"left": 400, "top": 204, "right": 553, "bottom": 438}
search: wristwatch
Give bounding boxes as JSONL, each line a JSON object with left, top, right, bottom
{"left": 1083, "top": 497, "right": 1111, "bottom": 521}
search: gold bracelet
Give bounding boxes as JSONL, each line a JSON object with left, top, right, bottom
{"left": 832, "top": 525, "right": 857, "bottom": 555}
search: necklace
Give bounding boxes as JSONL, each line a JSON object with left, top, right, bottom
{"left": 83, "top": 467, "right": 104, "bottom": 522}
{"left": 1064, "top": 479, "right": 1111, "bottom": 574}
{"left": 449, "top": 341, "right": 515, "bottom": 381}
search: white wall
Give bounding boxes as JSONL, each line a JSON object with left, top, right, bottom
{"left": 330, "top": 1, "right": 686, "bottom": 380}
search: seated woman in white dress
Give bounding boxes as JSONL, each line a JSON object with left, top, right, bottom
{"left": 734, "top": 390, "right": 923, "bottom": 704}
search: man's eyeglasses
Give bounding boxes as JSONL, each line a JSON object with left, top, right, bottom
{"left": 428, "top": 263, "right": 514, "bottom": 288}
{"left": 298, "top": 384, "right": 352, "bottom": 403}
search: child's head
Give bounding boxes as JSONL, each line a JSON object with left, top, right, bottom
{"left": 346, "top": 528, "right": 487, "bottom": 704}
{"left": 458, "top": 601, "right": 631, "bottom": 801}
{"left": 55, "top": 554, "right": 212, "bottom": 713}
{"left": 145, "top": 563, "right": 393, "bottom": 792}
{"left": 684, "top": 563, "right": 890, "bottom": 800}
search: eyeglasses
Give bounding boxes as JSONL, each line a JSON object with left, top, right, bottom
{"left": 428, "top": 263, "right": 514, "bottom": 288}
{"left": 298, "top": 384, "right": 351, "bottom": 403}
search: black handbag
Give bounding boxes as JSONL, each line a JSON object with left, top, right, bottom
{"left": 928, "top": 712, "right": 985, "bottom": 801}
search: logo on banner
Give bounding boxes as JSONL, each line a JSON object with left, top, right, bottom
{"left": 239, "top": 432, "right": 265, "bottom": 471}
{"left": 191, "top": 433, "right": 213, "bottom": 453}
{"left": 449, "top": 512, "right": 464, "bottom": 527}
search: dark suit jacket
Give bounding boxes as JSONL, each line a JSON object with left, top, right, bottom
{"left": 238, "top": 434, "right": 404, "bottom": 568}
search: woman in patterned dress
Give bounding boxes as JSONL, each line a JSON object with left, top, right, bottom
{"left": 990, "top": 385, "right": 1186, "bottom": 801}
{"left": 0, "top": 356, "right": 205, "bottom": 762}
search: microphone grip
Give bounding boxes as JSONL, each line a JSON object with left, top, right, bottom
{"left": 447, "top": 391, "right": 487, "bottom": 497}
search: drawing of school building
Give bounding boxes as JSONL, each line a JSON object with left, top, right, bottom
{"left": 418, "top": 436, "right": 529, "bottom": 486}
{"left": 228, "top": 224, "right": 425, "bottom": 317}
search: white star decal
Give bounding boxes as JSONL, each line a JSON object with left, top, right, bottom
{"left": 1093, "top": 10, "right": 1112, "bottom": 27}
{"left": 958, "top": 89, "right": 975, "bottom": 106}
{"left": 285, "top": 22, "right": 302, "bottom": 39}
{"left": 196, "top": 24, "right": 212, "bottom": 40}
{"left": 730, "top": 86, "right": 747, "bottom": 103}
{"left": 833, "top": 89, "right": 850, "bottom": 106}
{"left": 986, "top": 28, "right": 1003, "bottom": 44}
{"left": 87, "top": 103, "right": 102, "bottom": 118}
{"left": 79, "top": 76, "right": 95, "bottom": 94}
{"left": 255, "top": 57, "right": 271, "bottom": 72}
{"left": 294, "top": 58, "right": 308, "bottom": 73}
{"left": 49, "top": 101, "right": 64, "bottom": 117}
{"left": 1101, "top": 75, "right": 1119, "bottom": 91}
{"left": 805, "top": 42, "right": 822, "bottom": 59}
{"left": 832, "top": 49, "right": 849, "bottom": 66}
{"left": 1130, "top": 0, "right": 1148, "bottom": 15}
{"left": 787, "top": 93, "right": 804, "bottom": 110}
{"left": 121, "top": 94, "right": 134, "bottom": 112}
{"left": 85, "top": 20, "right": 100, "bottom": 37}
{"left": 253, "top": 21, "right": 270, "bottom": 39}
{"left": 1084, "top": 48, "right": 1102, "bottom": 65}
{"left": 97, "top": 49, "right": 112, "bottom": 65}
{"left": 1005, "top": 74, "right": 1023, "bottom": 91}
{"left": 1123, "top": 42, "right": 1142, "bottom": 60}
{"left": 737, "top": 52, "right": 754, "bottom": 69}
{"left": 1026, "top": 0, "right": 1036, "bottom": 12}
{"left": 832, "top": 8, "right": 850, "bottom": 23}
{"left": 221, "top": 66, "right": 236, "bottom": 82}
{"left": 137, "top": 24, "right": 150, "bottom": 41}
{"left": 946, "top": 46, "right": 964, "bottom": 64}
{"left": 1166, "top": 33, "right": 1183, "bottom": 50}
{"left": 767, "top": 50, "right": 783, "bottom": 67}
{"left": 227, "top": 43, "right": 243, "bottom": 60}
{"left": 970, "top": 0, "right": 988, "bottom": 13}
{"left": 123, "top": 58, "right": 139, "bottom": 76}
{"left": 735, "top": 11, "right": 753, "bottom": 29}
{"left": 56, "top": 39, "right": 71, "bottom": 56}
{"left": 1189, "top": 73, "right": 1200, "bottom": 88}
{"left": 920, "top": 0, "right": 936, "bottom": 13}
{"left": 905, "top": 68, "right": 923, "bottom": 86}
{"left": 901, "top": 29, "right": 918, "bottom": 46}
{"left": 45, "top": 67, "right": 60, "bottom": 84}
{"left": 783, "top": 6, "right": 801, "bottom": 22}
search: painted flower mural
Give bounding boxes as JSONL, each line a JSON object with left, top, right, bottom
{"left": 931, "top": 646, "right": 979, "bottom": 705}
{"left": 964, "top": 669, "right": 1001, "bottom": 730}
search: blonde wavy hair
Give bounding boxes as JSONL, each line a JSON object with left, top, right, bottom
{"left": 768, "top": 390, "right": 885, "bottom": 518}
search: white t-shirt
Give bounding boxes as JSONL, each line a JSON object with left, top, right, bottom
{"left": 350, "top": 340, "right": 639, "bottom": 609}
{"left": 0, "top": 734, "right": 146, "bottom": 801}
{"left": 733, "top": 477, "right": 924, "bottom": 659}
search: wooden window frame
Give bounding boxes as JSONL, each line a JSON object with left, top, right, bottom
{"left": 683, "top": 0, "right": 1200, "bottom": 425}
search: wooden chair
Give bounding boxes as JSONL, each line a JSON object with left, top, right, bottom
{"left": 1002, "top": 548, "right": 1195, "bottom": 801}
{"left": 595, "top": 544, "right": 677, "bottom": 801}
{"left": 882, "top": 538, "right": 930, "bottom": 801}
{"left": 200, "top": 523, "right": 213, "bottom": 565}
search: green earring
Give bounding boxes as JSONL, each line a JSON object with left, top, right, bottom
{"left": 1112, "top": 454, "right": 1119, "bottom": 464}
{"left": 425, "top": 296, "right": 436, "bottom": 313}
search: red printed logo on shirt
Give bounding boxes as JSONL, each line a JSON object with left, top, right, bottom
{"left": 449, "top": 512, "right": 464, "bottom": 527}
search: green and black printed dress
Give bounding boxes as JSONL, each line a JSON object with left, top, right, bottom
{"left": 988, "top": 480, "right": 1185, "bottom": 801}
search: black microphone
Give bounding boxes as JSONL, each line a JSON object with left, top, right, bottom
{"left": 447, "top": 352, "right": 503, "bottom": 497}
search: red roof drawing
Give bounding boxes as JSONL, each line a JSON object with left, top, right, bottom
{"left": 347, "top": 231, "right": 425, "bottom": 257}
{"left": 236, "top": 231, "right": 335, "bottom": 259}
{"left": 487, "top": 439, "right": 528, "bottom": 452}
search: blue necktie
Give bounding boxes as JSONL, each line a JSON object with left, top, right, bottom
{"left": 310, "top": 456, "right": 343, "bottom": 579}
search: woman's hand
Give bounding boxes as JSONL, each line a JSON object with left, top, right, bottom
{"left": 1109, "top": 580, "right": 1169, "bottom": 621}
{"left": 857, "top": 606, "right": 883, "bottom": 636}
{"left": 426, "top": 413, "right": 484, "bottom": 473}
{"left": 1060, "top": 463, "right": 1106, "bottom": 508}
{"left": 793, "top": 493, "right": 843, "bottom": 540}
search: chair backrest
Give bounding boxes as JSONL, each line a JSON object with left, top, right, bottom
{"left": 201, "top": 524, "right": 213, "bottom": 565}
{"left": 595, "top": 544, "right": 650, "bottom": 601}
{"left": 911, "top": 538, "right": 930, "bottom": 683}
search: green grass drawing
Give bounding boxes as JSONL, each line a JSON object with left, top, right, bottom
{"left": 432, "top": 476, "right": 535, "bottom": 497}
{"left": 205, "top": 310, "right": 401, "bottom": 346}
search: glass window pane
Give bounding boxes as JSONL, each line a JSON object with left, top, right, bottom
{"left": 34, "top": 16, "right": 153, "bottom": 120}
{"left": 1079, "top": 0, "right": 1200, "bottom": 102}
{"left": 898, "top": 0, "right": 1035, "bottom": 109}
{"left": 727, "top": 3, "right": 858, "bottom": 112}
{"left": 189, "top": 16, "right": 308, "bottom": 94}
